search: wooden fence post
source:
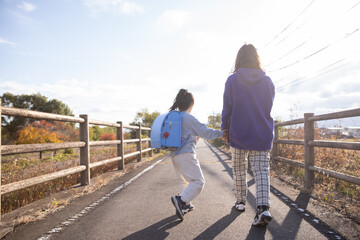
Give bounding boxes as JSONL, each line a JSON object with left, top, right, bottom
{"left": 0, "top": 99, "right": 2, "bottom": 220}
{"left": 80, "top": 114, "right": 90, "bottom": 186}
{"left": 304, "top": 113, "right": 315, "bottom": 193}
{"left": 137, "top": 123, "right": 142, "bottom": 162}
{"left": 149, "top": 130, "right": 153, "bottom": 157}
{"left": 117, "top": 121, "right": 124, "bottom": 170}
{"left": 272, "top": 121, "right": 279, "bottom": 160}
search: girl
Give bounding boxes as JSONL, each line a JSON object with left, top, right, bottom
{"left": 170, "top": 89, "right": 223, "bottom": 221}
{"left": 221, "top": 43, "right": 275, "bottom": 227}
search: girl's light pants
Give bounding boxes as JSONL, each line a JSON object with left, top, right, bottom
{"left": 171, "top": 152, "right": 205, "bottom": 204}
{"left": 231, "top": 147, "right": 271, "bottom": 207}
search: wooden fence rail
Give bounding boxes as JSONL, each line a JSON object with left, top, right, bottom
{"left": 272, "top": 108, "right": 360, "bottom": 192}
{"left": 0, "top": 100, "right": 153, "bottom": 220}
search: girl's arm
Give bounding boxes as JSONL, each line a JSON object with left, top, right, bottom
{"left": 188, "top": 115, "right": 223, "bottom": 140}
{"left": 221, "top": 77, "right": 233, "bottom": 131}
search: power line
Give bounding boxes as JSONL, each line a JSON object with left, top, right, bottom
{"left": 349, "top": 1, "right": 360, "bottom": 10}
{"left": 264, "top": 0, "right": 316, "bottom": 47}
{"left": 264, "top": 40, "right": 308, "bottom": 68}
{"left": 272, "top": 20, "right": 309, "bottom": 47}
{"left": 276, "top": 59, "right": 346, "bottom": 90}
{"left": 278, "top": 62, "right": 350, "bottom": 91}
{"left": 267, "top": 28, "right": 359, "bottom": 73}
{"left": 276, "top": 60, "right": 350, "bottom": 92}
{"left": 276, "top": 59, "right": 345, "bottom": 89}
{"left": 264, "top": 2, "right": 359, "bottom": 69}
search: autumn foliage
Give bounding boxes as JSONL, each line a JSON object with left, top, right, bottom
{"left": 15, "top": 126, "right": 62, "bottom": 144}
{"left": 99, "top": 132, "right": 116, "bottom": 140}
{"left": 15, "top": 120, "right": 78, "bottom": 144}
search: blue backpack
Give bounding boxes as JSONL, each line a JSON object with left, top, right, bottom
{"left": 150, "top": 111, "right": 182, "bottom": 149}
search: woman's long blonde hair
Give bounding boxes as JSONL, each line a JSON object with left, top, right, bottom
{"left": 232, "top": 43, "right": 262, "bottom": 73}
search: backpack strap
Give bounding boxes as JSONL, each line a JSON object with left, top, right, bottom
{"left": 175, "top": 112, "right": 189, "bottom": 154}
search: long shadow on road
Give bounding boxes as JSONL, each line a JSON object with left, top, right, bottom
{"left": 122, "top": 215, "right": 181, "bottom": 240}
{"left": 203, "top": 141, "right": 346, "bottom": 240}
{"left": 193, "top": 208, "right": 244, "bottom": 240}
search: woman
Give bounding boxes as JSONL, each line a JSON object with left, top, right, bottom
{"left": 221, "top": 43, "right": 275, "bottom": 227}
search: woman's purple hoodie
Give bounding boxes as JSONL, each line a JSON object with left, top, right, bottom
{"left": 221, "top": 68, "right": 275, "bottom": 151}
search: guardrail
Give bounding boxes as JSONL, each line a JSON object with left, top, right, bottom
{"left": 0, "top": 100, "right": 153, "bottom": 220}
{"left": 272, "top": 108, "right": 360, "bottom": 192}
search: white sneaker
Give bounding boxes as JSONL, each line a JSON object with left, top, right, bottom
{"left": 253, "top": 207, "right": 272, "bottom": 227}
{"left": 234, "top": 201, "right": 245, "bottom": 211}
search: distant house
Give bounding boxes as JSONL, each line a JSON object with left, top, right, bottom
{"left": 328, "top": 127, "right": 342, "bottom": 135}
{"left": 344, "top": 127, "right": 360, "bottom": 138}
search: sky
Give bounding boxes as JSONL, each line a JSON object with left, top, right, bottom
{"left": 1, "top": 0, "right": 360, "bottom": 127}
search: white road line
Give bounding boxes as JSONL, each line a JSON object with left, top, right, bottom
{"left": 37, "top": 157, "right": 166, "bottom": 240}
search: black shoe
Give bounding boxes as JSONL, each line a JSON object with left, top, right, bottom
{"left": 253, "top": 206, "right": 272, "bottom": 227}
{"left": 184, "top": 203, "right": 195, "bottom": 213}
{"left": 171, "top": 196, "right": 185, "bottom": 220}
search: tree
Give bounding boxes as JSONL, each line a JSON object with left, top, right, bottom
{"left": 207, "top": 113, "right": 222, "bottom": 129}
{"left": 15, "top": 126, "right": 62, "bottom": 144}
{"left": 130, "top": 108, "right": 160, "bottom": 138}
{"left": 32, "top": 120, "right": 78, "bottom": 141}
{"left": 99, "top": 133, "right": 116, "bottom": 140}
{"left": 89, "top": 126, "right": 102, "bottom": 141}
{"left": 1, "top": 92, "right": 74, "bottom": 143}
{"left": 131, "top": 108, "right": 160, "bottom": 127}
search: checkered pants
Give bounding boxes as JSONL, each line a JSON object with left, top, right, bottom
{"left": 231, "top": 147, "right": 270, "bottom": 207}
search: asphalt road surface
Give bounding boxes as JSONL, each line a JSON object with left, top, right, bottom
{"left": 5, "top": 139, "right": 345, "bottom": 240}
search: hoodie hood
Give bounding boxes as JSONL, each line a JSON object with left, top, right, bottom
{"left": 236, "top": 68, "right": 266, "bottom": 85}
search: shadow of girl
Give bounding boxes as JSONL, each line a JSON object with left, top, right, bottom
{"left": 122, "top": 215, "right": 181, "bottom": 240}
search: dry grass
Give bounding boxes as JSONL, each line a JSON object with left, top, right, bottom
{"left": 1, "top": 142, "right": 152, "bottom": 214}
{"left": 272, "top": 126, "right": 360, "bottom": 223}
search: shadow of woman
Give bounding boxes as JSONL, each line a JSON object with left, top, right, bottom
{"left": 193, "top": 207, "right": 244, "bottom": 240}
{"left": 245, "top": 225, "right": 266, "bottom": 240}
{"left": 122, "top": 215, "right": 181, "bottom": 240}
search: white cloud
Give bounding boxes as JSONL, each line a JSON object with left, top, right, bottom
{"left": 0, "top": 78, "right": 172, "bottom": 124}
{"left": 121, "top": 1, "right": 144, "bottom": 15}
{"left": 157, "top": 10, "right": 190, "bottom": 32}
{"left": 0, "top": 37, "right": 16, "bottom": 46}
{"left": 17, "top": 2, "right": 36, "bottom": 12}
{"left": 7, "top": 9, "right": 37, "bottom": 28}
{"left": 83, "top": 0, "right": 144, "bottom": 16}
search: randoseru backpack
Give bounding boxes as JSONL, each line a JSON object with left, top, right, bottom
{"left": 150, "top": 111, "right": 182, "bottom": 149}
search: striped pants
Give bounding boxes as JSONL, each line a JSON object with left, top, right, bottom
{"left": 231, "top": 147, "right": 271, "bottom": 207}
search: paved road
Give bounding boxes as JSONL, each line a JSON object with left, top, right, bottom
{"left": 5, "top": 139, "right": 346, "bottom": 240}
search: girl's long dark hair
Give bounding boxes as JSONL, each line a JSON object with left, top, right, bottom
{"left": 169, "top": 89, "right": 194, "bottom": 112}
{"left": 232, "top": 43, "right": 262, "bottom": 73}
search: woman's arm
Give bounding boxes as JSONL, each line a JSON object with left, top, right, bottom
{"left": 221, "top": 77, "right": 233, "bottom": 131}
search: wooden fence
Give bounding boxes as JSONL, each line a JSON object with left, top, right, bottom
{"left": 0, "top": 100, "right": 153, "bottom": 220}
{"left": 272, "top": 108, "right": 360, "bottom": 192}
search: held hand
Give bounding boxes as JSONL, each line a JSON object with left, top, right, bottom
{"left": 222, "top": 129, "right": 228, "bottom": 143}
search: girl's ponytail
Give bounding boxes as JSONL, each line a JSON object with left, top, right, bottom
{"left": 170, "top": 89, "right": 194, "bottom": 112}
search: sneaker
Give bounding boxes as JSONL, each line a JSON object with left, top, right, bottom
{"left": 184, "top": 203, "right": 195, "bottom": 213}
{"left": 234, "top": 201, "right": 245, "bottom": 211}
{"left": 253, "top": 206, "right": 272, "bottom": 227}
{"left": 171, "top": 196, "right": 185, "bottom": 220}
